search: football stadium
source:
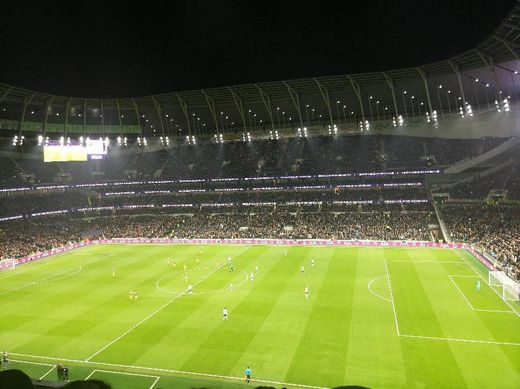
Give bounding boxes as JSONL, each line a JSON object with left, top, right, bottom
{"left": 0, "top": 2, "right": 520, "bottom": 389}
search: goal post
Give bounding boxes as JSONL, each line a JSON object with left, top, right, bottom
{"left": 489, "top": 271, "right": 503, "bottom": 287}
{"left": 489, "top": 271, "right": 520, "bottom": 301}
{"left": 0, "top": 258, "right": 17, "bottom": 271}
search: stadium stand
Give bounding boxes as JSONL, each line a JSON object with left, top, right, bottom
{"left": 441, "top": 203, "right": 520, "bottom": 280}
{"left": 0, "top": 131, "right": 519, "bottom": 281}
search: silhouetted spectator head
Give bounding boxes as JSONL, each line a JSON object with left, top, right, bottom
{"left": 0, "top": 369, "right": 34, "bottom": 389}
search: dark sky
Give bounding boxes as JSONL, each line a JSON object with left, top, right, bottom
{"left": 0, "top": 0, "right": 516, "bottom": 98}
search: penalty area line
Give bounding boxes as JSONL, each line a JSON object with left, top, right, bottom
{"left": 9, "top": 352, "right": 327, "bottom": 389}
{"left": 400, "top": 333, "right": 520, "bottom": 346}
{"left": 454, "top": 250, "right": 520, "bottom": 317}
{"left": 448, "top": 275, "right": 515, "bottom": 314}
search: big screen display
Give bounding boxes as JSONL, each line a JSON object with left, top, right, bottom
{"left": 43, "top": 145, "right": 88, "bottom": 162}
{"left": 43, "top": 139, "right": 108, "bottom": 162}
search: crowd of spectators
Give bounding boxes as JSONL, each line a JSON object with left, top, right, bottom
{"left": 0, "top": 217, "right": 82, "bottom": 259}
{"left": 441, "top": 204, "right": 520, "bottom": 281}
{"left": 0, "top": 135, "right": 507, "bottom": 184}
{"left": 0, "top": 185, "right": 429, "bottom": 218}
{"left": 1, "top": 134, "right": 518, "bottom": 283}
{"left": 424, "top": 137, "right": 502, "bottom": 165}
{"left": 0, "top": 204, "right": 434, "bottom": 260}
{"left": 449, "top": 162, "right": 520, "bottom": 200}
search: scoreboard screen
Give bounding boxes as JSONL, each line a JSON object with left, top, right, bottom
{"left": 44, "top": 145, "right": 88, "bottom": 162}
{"left": 43, "top": 139, "right": 108, "bottom": 162}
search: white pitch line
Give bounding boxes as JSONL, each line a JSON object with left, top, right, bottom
{"left": 156, "top": 270, "right": 249, "bottom": 296}
{"left": 0, "top": 266, "right": 83, "bottom": 297}
{"left": 9, "top": 359, "right": 56, "bottom": 380}
{"left": 85, "top": 369, "right": 159, "bottom": 379}
{"left": 454, "top": 250, "right": 520, "bottom": 317}
{"left": 414, "top": 260, "right": 464, "bottom": 263}
{"left": 448, "top": 275, "right": 479, "bottom": 278}
{"left": 84, "top": 370, "right": 97, "bottom": 380}
{"left": 86, "top": 245, "right": 252, "bottom": 362}
{"left": 400, "top": 333, "right": 520, "bottom": 346}
{"left": 9, "top": 353, "right": 327, "bottom": 389}
{"left": 367, "top": 276, "right": 391, "bottom": 302}
{"left": 11, "top": 353, "right": 85, "bottom": 364}
{"left": 448, "top": 275, "right": 515, "bottom": 314}
{"left": 11, "top": 359, "right": 54, "bottom": 366}
{"left": 473, "top": 308, "right": 517, "bottom": 313}
{"left": 149, "top": 376, "right": 160, "bottom": 389}
{"left": 40, "top": 365, "right": 57, "bottom": 380}
{"left": 391, "top": 260, "right": 464, "bottom": 263}
{"left": 384, "top": 260, "right": 400, "bottom": 336}
{"left": 11, "top": 359, "right": 54, "bottom": 368}
{"left": 449, "top": 275, "right": 477, "bottom": 311}
{"left": 86, "top": 265, "right": 224, "bottom": 362}
{"left": 0, "top": 252, "right": 108, "bottom": 298}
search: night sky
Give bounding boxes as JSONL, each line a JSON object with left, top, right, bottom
{"left": 0, "top": 0, "right": 516, "bottom": 98}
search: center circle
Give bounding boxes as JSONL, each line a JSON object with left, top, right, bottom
{"left": 156, "top": 266, "right": 249, "bottom": 296}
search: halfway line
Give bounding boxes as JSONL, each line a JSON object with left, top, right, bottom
{"left": 86, "top": 245, "right": 251, "bottom": 362}
{"left": 85, "top": 264, "right": 224, "bottom": 362}
{"left": 384, "top": 259, "right": 401, "bottom": 336}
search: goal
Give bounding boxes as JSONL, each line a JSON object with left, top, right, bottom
{"left": 489, "top": 271, "right": 520, "bottom": 301}
{"left": 0, "top": 258, "right": 17, "bottom": 271}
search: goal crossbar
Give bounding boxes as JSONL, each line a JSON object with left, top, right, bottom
{"left": 0, "top": 258, "right": 17, "bottom": 271}
{"left": 489, "top": 271, "right": 520, "bottom": 301}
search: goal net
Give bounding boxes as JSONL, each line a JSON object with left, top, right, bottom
{"left": 489, "top": 271, "right": 520, "bottom": 301}
{"left": 0, "top": 258, "right": 17, "bottom": 271}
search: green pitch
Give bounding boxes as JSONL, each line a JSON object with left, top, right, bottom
{"left": 0, "top": 244, "right": 519, "bottom": 388}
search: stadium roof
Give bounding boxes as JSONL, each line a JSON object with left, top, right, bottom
{"left": 0, "top": 2, "right": 519, "bottom": 137}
